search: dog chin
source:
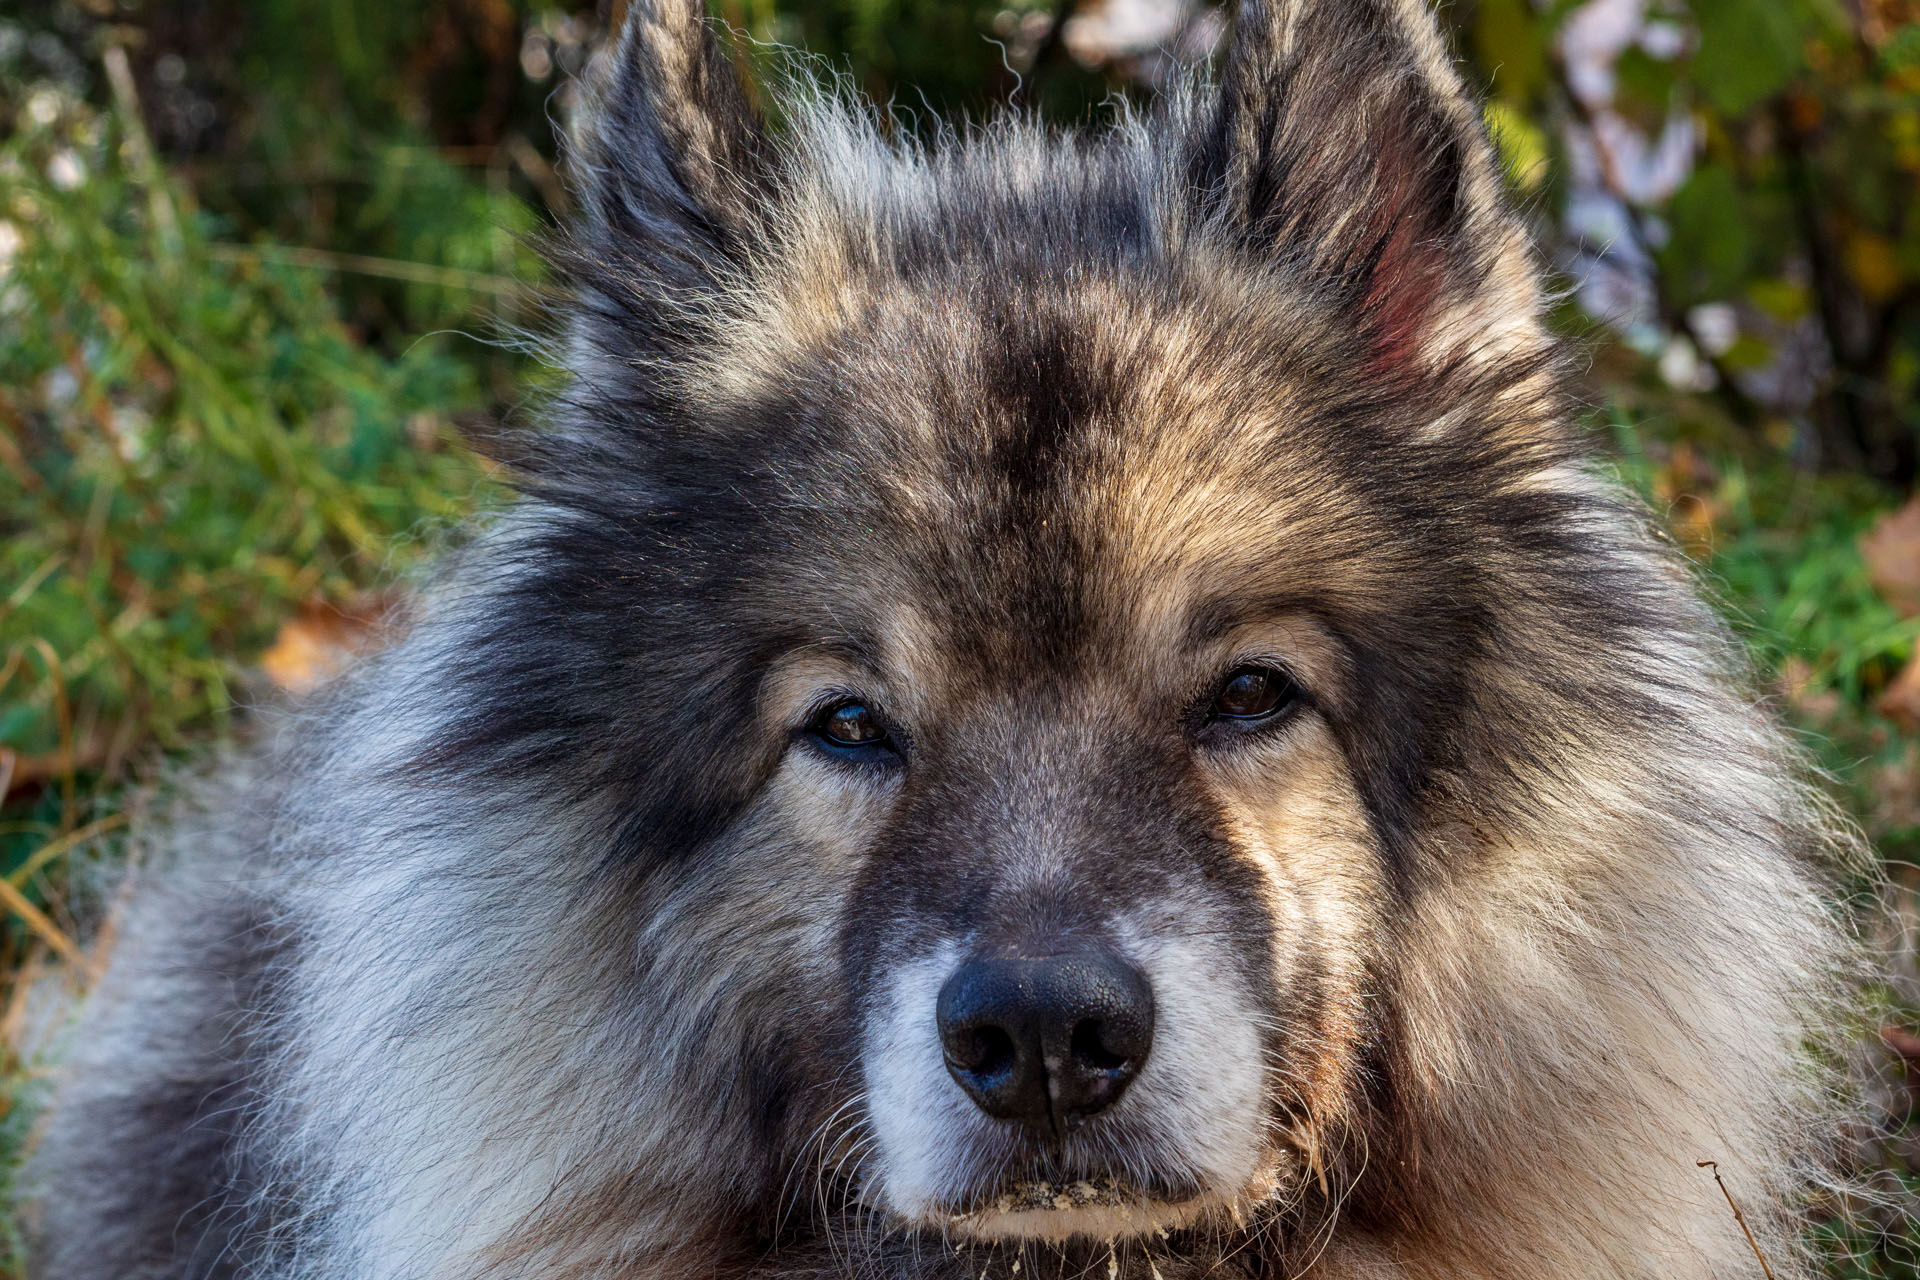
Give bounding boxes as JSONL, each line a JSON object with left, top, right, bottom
{"left": 919, "top": 1176, "right": 1272, "bottom": 1245}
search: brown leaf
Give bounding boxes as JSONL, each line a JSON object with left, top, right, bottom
{"left": 1884, "top": 1026, "right": 1920, "bottom": 1061}
{"left": 1777, "top": 656, "right": 1843, "bottom": 725}
{"left": 1863, "top": 0, "right": 1920, "bottom": 47}
{"left": 1884, "top": 1027, "right": 1920, "bottom": 1104}
{"left": 1861, "top": 495, "right": 1920, "bottom": 619}
{"left": 1866, "top": 745, "right": 1920, "bottom": 836}
{"left": 260, "top": 594, "right": 399, "bottom": 695}
{"left": 1877, "top": 652, "right": 1920, "bottom": 732}
{"left": 1846, "top": 231, "right": 1904, "bottom": 305}
{"left": 1653, "top": 444, "right": 1723, "bottom": 559}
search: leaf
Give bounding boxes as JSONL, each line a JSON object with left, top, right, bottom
{"left": 1484, "top": 102, "right": 1551, "bottom": 192}
{"left": 1777, "top": 655, "right": 1845, "bottom": 724}
{"left": 1720, "top": 334, "right": 1775, "bottom": 372}
{"left": 1473, "top": 0, "right": 1548, "bottom": 103}
{"left": 1860, "top": 495, "right": 1920, "bottom": 619}
{"left": 1661, "top": 165, "right": 1753, "bottom": 304}
{"left": 1615, "top": 47, "right": 1680, "bottom": 116}
{"left": 1884, "top": 1024, "right": 1920, "bottom": 1066}
{"left": 1877, "top": 652, "right": 1920, "bottom": 730}
{"left": 1882, "top": 24, "right": 1920, "bottom": 73}
{"left": 1845, "top": 229, "right": 1905, "bottom": 302}
{"left": 1748, "top": 276, "right": 1813, "bottom": 321}
{"left": 259, "top": 595, "right": 397, "bottom": 695}
{"left": 0, "top": 709, "right": 35, "bottom": 752}
{"left": 1689, "top": 0, "right": 1805, "bottom": 115}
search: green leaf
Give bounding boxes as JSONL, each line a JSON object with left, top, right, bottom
{"left": 1473, "top": 0, "right": 1547, "bottom": 104}
{"left": 0, "top": 707, "right": 38, "bottom": 751}
{"left": 1484, "top": 101, "right": 1551, "bottom": 191}
{"left": 1721, "top": 334, "right": 1775, "bottom": 371}
{"left": 1747, "top": 276, "right": 1812, "bottom": 321}
{"left": 1689, "top": 0, "right": 1805, "bottom": 115}
{"left": 1660, "top": 164, "right": 1753, "bottom": 304}
{"left": 1615, "top": 47, "right": 1679, "bottom": 115}
{"left": 1884, "top": 25, "right": 1920, "bottom": 74}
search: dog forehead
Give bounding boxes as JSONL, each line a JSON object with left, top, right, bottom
{"left": 737, "top": 282, "right": 1389, "bottom": 694}
{"left": 663, "top": 219, "right": 1454, "bottom": 694}
{"left": 722, "top": 255, "right": 1338, "bottom": 510}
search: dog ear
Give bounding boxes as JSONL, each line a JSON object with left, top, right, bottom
{"left": 571, "top": 0, "right": 770, "bottom": 292}
{"left": 1190, "top": 0, "right": 1544, "bottom": 378}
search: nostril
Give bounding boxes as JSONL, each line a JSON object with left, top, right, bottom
{"left": 1070, "top": 1018, "right": 1130, "bottom": 1073}
{"left": 951, "top": 1024, "right": 1017, "bottom": 1078}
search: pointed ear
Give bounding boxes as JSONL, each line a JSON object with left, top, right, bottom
{"left": 1191, "top": 0, "right": 1545, "bottom": 378}
{"left": 572, "top": 0, "right": 770, "bottom": 288}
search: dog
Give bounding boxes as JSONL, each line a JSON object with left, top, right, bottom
{"left": 27, "top": 0, "right": 1861, "bottom": 1276}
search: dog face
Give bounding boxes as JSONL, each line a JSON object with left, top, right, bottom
{"left": 734, "top": 287, "right": 1400, "bottom": 1239}
{"left": 442, "top": 0, "right": 1593, "bottom": 1256}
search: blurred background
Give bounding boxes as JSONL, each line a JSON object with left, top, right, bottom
{"left": 2, "top": 0, "right": 1919, "bottom": 1272}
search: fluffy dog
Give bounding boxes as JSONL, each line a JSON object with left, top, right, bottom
{"left": 29, "top": 0, "right": 1860, "bottom": 1276}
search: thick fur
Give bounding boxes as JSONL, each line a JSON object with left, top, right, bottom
{"left": 28, "top": 1, "right": 1861, "bottom": 1277}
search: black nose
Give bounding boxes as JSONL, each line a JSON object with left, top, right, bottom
{"left": 935, "top": 951, "right": 1154, "bottom": 1137}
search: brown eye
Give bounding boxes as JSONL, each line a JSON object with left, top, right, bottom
{"left": 1211, "top": 666, "right": 1300, "bottom": 723}
{"left": 810, "top": 701, "right": 894, "bottom": 752}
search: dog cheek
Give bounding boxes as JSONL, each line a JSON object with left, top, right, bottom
{"left": 1109, "top": 910, "right": 1273, "bottom": 1198}
{"left": 855, "top": 938, "right": 987, "bottom": 1223}
{"left": 1199, "top": 722, "right": 1383, "bottom": 1125}
{"left": 636, "top": 761, "right": 890, "bottom": 1130}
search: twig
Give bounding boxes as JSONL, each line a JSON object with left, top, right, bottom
{"left": 204, "top": 243, "right": 527, "bottom": 295}
{"left": 1772, "top": 99, "right": 1871, "bottom": 468}
{"left": 1, "top": 948, "right": 49, "bottom": 1053}
{"left": 0, "top": 878, "right": 89, "bottom": 978}
{"left": 1775, "top": 98, "right": 1914, "bottom": 481}
{"left": 1696, "top": 1161, "right": 1775, "bottom": 1279}
{"left": 9, "top": 814, "right": 128, "bottom": 891}
{"left": 0, "top": 553, "right": 64, "bottom": 624}
{"left": 102, "top": 44, "right": 184, "bottom": 262}
{"left": 504, "top": 133, "right": 571, "bottom": 215}
{"left": 5, "top": 640, "right": 76, "bottom": 831}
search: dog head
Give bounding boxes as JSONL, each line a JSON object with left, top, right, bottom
{"left": 435, "top": 0, "right": 1635, "bottom": 1258}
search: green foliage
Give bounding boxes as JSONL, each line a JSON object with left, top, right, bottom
{"left": 1607, "top": 411, "right": 1919, "bottom": 818}
{"left": 0, "top": 29, "right": 520, "bottom": 1273}
{"left": 1453, "top": 0, "right": 1920, "bottom": 483}
{"left": 1689, "top": 0, "right": 1806, "bottom": 116}
{"left": 1663, "top": 164, "right": 1752, "bottom": 302}
{"left": 1471, "top": 0, "right": 1548, "bottom": 103}
{"left": 0, "top": 56, "right": 503, "bottom": 933}
{"left": 0, "top": 152, "right": 489, "bottom": 725}
{"left": 1814, "top": 1164, "right": 1920, "bottom": 1279}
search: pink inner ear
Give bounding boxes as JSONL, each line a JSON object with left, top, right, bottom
{"left": 1362, "top": 212, "right": 1450, "bottom": 380}
{"left": 1352, "top": 105, "right": 1459, "bottom": 382}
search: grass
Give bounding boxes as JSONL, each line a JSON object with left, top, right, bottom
{"left": 1, "top": 31, "right": 1918, "bottom": 1280}
{"left": 0, "top": 55, "right": 508, "bottom": 1272}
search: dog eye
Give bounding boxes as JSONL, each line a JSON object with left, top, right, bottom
{"left": 1210, "top": 666, "right": 1301, "bottom": 724}
{"left": 807, "top": 700, "right": 897, "bottom": 758}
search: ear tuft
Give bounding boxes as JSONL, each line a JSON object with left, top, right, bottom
{"left": 1192, "top": 0, "right": 1545, "bottom": 379}
{"left": 574, "top": 0, "right": 770, "bottom": 285}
